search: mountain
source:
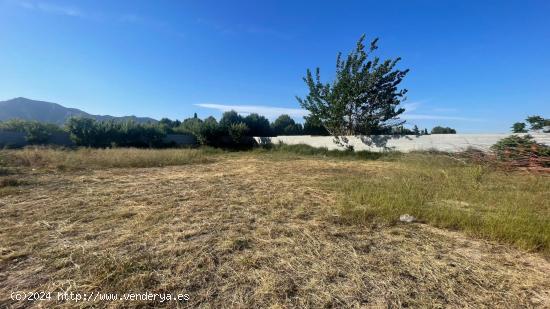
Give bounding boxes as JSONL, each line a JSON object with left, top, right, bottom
{"left": 0, "top": 97, "right": 157, "bottom": 125}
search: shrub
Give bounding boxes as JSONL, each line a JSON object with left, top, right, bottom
{"left": 491, "top": 135, "right": 550, "bottom": 167}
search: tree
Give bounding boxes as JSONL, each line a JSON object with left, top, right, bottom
{"left": 303, "top": 115, "right": 329, "bottom": 136}
{"left": 431, "top": 126, "right": 456, "bottom": 134}
{"left": 158, "top": 118, "right": 181, "bottom": 133}
{"left": 413, "top": 125, "right": 420, "bottom": 135}
{"left": 296, "top": 35, "right": 409, "bottom": 145}
{"left": 244, "top": 113, "right": 272, "bottom": 136}
{"left": 195, "top": 116, "right": 223, "bottom": 146}
{"left": 391, "top": 125, "right": 412, "bottom": 135}
{"left": 272, "top": 114, "right": 303, "bottom": 136}
{"left": 525, "top": 115, "right": 549, "bottom": 131}
{"left": 219, "top": 110, "right": 244, "bottom": 129}
{"left": 511, "top": 122, "right": 527, "bottom": 133}
{"left": 228, "top": 122, "right": 249, "bottom": 143}
{"left": 179, "top": 116, "right": 203, "bottom": 135}
{"left": 423, "top": 128, "right": 429, "bottom": 135}
{"left": 66, "top": 117, "right": 98, "bottom": 146}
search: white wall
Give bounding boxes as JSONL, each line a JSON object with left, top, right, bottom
{"left": 254, "top": 134, "right": 550, "bottom": 153}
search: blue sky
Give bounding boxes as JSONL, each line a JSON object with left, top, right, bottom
{"left": 0, "top": 0, "right": 549, "bottom": 132}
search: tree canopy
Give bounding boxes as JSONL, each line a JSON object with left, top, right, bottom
{"left": 511, "top": 122, "right": 527, "bottom": 133}
{"left": 296, "top": 35, "right": 409, "bottom": 142}
{"left": 431, "top": 126, "right": 456, "bottom": 134}
{"left": 271, "top": 115, "right": 303, "bottom": 136}
{"left": 526, "top": 115, "right": 550, "bottom": 131}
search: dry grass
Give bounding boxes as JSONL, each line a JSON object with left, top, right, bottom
{"left": 0, "top": 147, "right": 221, "bottom": 170}
{"left": 0, "top": 150, "right": 549, "bottom": 308}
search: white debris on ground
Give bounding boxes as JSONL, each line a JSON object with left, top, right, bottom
{"left": 399, "top": 214, "right": 416, "bottom": 223}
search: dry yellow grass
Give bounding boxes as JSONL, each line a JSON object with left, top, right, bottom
{"left": 1, "top": 151, "right": 549, "bottom": 308}
{"left": 0, "top": 147, "right": 220, "bottom": 170}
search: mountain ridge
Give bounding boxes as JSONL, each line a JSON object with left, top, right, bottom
{"left": 0, "top": 97, "right": 157, "bottom": 125}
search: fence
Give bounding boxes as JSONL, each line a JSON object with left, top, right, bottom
{"left": 254, "top": 134, "right": 550, "bottom": 153}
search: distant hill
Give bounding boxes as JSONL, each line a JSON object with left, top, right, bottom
{"left": 0, "top": 97, "right": 157, "bottom": 125}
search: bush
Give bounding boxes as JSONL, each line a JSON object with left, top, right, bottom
{"left": 491, "top": 135, "right": 550, "bottom": 167}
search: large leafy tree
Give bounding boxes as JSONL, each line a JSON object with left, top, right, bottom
{"left": 296, "top": 35, "right": 409, "bottom": 143}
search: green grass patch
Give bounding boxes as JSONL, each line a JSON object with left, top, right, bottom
{"left": 336, "top": 153, "right": 550, "bottom": 254}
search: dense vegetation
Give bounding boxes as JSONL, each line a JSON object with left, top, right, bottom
{"left": 2, "top": 110, "right": 438, "bottom": 149}
{"left": 491, "top": 135, "right": 550, "bottom": 167}
{"left": 430, "top": 126, "right": 457, "bottom": 134}
{"left": 0, "top": 112, "right": 334, "bottom": 149}
{"left": 0, "top": 119, "right": 64, "bottom": 144}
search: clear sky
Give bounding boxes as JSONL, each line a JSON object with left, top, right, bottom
{"left": 1, "top": 0, "right": 549, "bottom": 132}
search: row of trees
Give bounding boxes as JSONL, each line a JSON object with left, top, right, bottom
{"left": 391, "top": 125, "right": 456, "bottom": 135}
{"left": 0, "top": 119, "right": 64, "bottom": 144}
{"left": 0, "top": 35, "right": 467, "bottom": 148}
{"left": 0, "top": 114, "right": 456, "bottom": 148}
{"left": 162, "top": 111, "right": 329, "bottom": 141}
{"left": 0, "top": 112, "right": 329, "bottom": 148}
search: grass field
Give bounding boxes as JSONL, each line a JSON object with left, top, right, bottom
{"left": 1, "top": 146, "right": 549, "bottom": 307}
